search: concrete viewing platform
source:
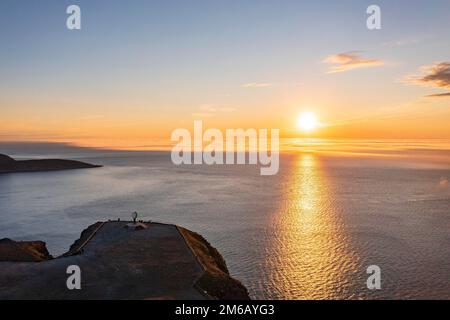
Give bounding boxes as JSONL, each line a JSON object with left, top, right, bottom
{"left": 0, "top": 221, "right": 249, "bottom": 300}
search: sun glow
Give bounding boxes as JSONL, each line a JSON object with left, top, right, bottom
{"left": 297, "top": 112, "right": 318, "bottom": 132}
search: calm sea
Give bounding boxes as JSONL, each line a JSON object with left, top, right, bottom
{"left": 0, "top": 144, "right": 449, "bottom": 299}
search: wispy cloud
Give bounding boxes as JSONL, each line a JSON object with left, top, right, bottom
{"left": 425, "top": 92, "right": 450, "bottom": 98}
{"left": 323, "top": 51, "right": 384, "bottom": 73}
{"left": 404, "top": 61, "right": 450, "bottom": 97}
{"left": 405, "top": 61, "right": 450, "bottom": 89}
{"left": 383, "top": 36, "right": 421, "bottom": 47}
{"left": 191, "top": 112, "right": 214, "bottom": 118}
{"left": 218, "top": 107, "right": 236, "bottom": 112}
{"left": 439, "top": 177, "right": 449, "bottom": 188}
{"left": 192, "top": 104, "right": 236, "bottom": 118}
{"left": 199, "top": 104, "right": 217, "bottom": 112}
{"left": 241, "top": 82, "right": 272, "bottom": 88}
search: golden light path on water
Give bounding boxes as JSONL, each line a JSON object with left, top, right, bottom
{"left": 266, "top": 154, "right": 361, "bottom": 299}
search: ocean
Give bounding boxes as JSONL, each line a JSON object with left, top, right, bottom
{"left": 0, "top": 143, "right": 449, "bottom": 299}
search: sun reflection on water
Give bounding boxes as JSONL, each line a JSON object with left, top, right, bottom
{"left": 266, "top": 154, "right": 359, "bottom": 299}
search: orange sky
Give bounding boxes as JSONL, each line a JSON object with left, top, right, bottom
{"left": 1, "top": 2, "right": 449, "bottom": 149}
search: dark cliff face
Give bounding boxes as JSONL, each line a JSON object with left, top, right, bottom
{"left": 0, "top": 238, "right": 53, "bottom": 262}
{"left": 0, "top": 153, "right": 101, "bottom": 173}
{"left": 0, "top": 154, "right": 15, "bottom": 168}
{"left": 178, "top": 227, "right": 251, "bottom": 300}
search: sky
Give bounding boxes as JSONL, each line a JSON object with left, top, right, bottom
{"left": 0, "top": 0, "right": 449, "bottom": 148}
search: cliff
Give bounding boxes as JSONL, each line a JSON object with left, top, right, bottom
{"left": 178, "top": 227, "right": 250, "bottom": 300}
{"left": 0, "top": 238, "right": 53, "bottom": 262}
{"left": 0, "top": 153, "right": 101, "bottom": 174}
{"left": 0, "top": 221, "right": 250, "bottom": 300}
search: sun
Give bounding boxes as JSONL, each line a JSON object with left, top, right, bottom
{"left": 297, "top": 112, "right": 318, "bottom": 132}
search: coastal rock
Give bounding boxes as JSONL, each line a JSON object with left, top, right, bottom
{"left": 178, "top": 227, "right": 250, "bottom": 300}
{"left": 62, "top": 221, "right": 103, "bottom": 256}
{"left": 0, "top": 238, "right": 52, "bottom": 262}
{"left": 0, "top": 221, "right": 250, "bottom": 300}
{"left": 0, "top": 153, "right": 101, "bottom": 174}
{"left": 0, "top": 154, "right": 15, "bottom": 166}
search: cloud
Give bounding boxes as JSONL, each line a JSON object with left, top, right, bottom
{"left": 191, "top": 112, "right": 214, "bottom": 118}
{"left": 425, "top": 92, "right": 450, "bottom": 98}
{"left": 241, "top": 82, "right": 272, "bottom": 88}
{"left": 323, "top": 51, "right": 384, "bottom": 73}
{"left": 383, "top": 36, "right": 421, "bottom": 47}
{"left": 405, "top": 62, "right": 450, "bottom": 89}
{"left": 218, "top": 107, "right": 236, "bottom": 112}
{"left": 199, "top": 104, "right": 217, "bottom": 112}
{"left": 439, "top": 177, "right": 449, "bottom": 188}
{"left": 192, "top": 104, "right": 236, "bottom": 118}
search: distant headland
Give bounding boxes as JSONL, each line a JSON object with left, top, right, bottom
{"left": 0, "top": 220, "right": 250, "bottom": 300}
{"left": 0, "top": 153, "right": 101, "bottom": 174}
